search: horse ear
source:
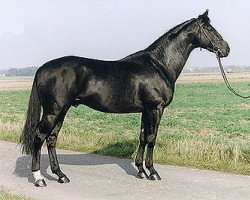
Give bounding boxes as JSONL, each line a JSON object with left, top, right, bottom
{"left": 203, "top": 9, "right": 209, "bottom": 17}
{"left": 198, "top": 9, "right": 210, "bottom": 23}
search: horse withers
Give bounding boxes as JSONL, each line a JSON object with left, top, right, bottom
{"left": 20, "top": 10, "right": 229, "bottom": 187}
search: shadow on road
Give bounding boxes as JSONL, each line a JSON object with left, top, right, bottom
{"left": 14, "top": 153, "right": 138, "bottom": 184}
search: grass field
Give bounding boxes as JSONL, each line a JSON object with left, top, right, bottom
{"left": 0, "top": 188, "right": 32, "bottom": 200}
{"left": 0, "top": 75, "right": 250, "bottom": 175}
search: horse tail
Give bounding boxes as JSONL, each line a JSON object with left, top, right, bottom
{"left": 20, "top": 75, "right": 41, "bottom": 155}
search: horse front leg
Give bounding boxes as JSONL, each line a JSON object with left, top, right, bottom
{"left": 144, "top": 107, "right": 163, "bottom": 180}
{"left": 46, "top": 119, "right": 70, "bottom": 184}
{"left": 135, "top": 112, "right": 148, "bottom": 179}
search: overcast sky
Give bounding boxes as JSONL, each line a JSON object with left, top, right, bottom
{"left": 0, "top": 0, "right": 250, "bottom": 69}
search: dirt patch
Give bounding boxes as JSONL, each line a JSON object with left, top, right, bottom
{"left": 177, "top": 72, "right": 250, "bottom": 84}
{"left": 0, "top": 77, "right": 33, "bottom": 91}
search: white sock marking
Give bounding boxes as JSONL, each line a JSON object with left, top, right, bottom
{"left": 33, "top": 170, "right": 43, "bottom": 181}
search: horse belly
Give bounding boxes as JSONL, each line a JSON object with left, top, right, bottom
{"left": 78, "top": 83, "right": 142, "bottom": 113}
{"left": 81, "top": 93, "right": 142, "bottom": 113}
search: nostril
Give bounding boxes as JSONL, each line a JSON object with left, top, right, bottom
{"left": 213, "top": 46, "right": 219, "bottom": 52}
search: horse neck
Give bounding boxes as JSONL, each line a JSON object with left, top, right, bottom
{"left": 147, "top": 31, "right": 195, "bottom": 82}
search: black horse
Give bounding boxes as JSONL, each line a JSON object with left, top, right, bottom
{"left": 20, "top": 10, "right": 229, "bottom": 187}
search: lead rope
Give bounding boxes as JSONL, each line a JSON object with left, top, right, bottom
{"left": 216, "top": 54, "right": 250, "bottom": 99}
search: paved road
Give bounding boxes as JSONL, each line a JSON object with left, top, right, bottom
{"left": 0, "top": 140, "right": 250, "bottom": 200}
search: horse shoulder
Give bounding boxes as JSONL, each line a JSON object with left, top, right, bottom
{"left": 138, "top": 72, "right": 174, "bottom": 109}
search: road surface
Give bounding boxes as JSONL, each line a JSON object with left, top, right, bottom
{"left": 0, "top": 140, "right": 250, "bottom": 200}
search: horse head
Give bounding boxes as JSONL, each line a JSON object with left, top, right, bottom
{"left": 192, "top": 10, "right": 230, "bottom": 58}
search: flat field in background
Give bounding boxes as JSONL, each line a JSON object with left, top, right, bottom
{"left": 0, "top": 72, "right": 249, "bottom": 174}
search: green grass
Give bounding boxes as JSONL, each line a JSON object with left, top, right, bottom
{"left": 0, "top": 82, "right": 250, "bottom": 174}
{"left": 0, "top": 189, "right": 33, "bottom": 200}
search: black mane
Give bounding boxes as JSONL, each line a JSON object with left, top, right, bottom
{"left": 122, "top": 18, "right": 196, "bottom": 61}
{"left": 147, "top": 10, "right": 211, "bottom": 52}
{"left": 146, "top": 18, "right": 195, "bottom": 51}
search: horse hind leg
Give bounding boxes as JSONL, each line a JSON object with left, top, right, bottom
{"left": 32, "top": 109, "right": 67, "bottom": 187}
{"left": 46, "top": 111, "right": 70, "bottom": 183}
{"left": 32, "top": 113, "right": 58, "bottom": 187}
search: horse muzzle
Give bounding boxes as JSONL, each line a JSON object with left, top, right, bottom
{"left": 217, "top": 42, "right": 230, "bottom": 58}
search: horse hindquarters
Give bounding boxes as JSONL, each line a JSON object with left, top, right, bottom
{"left": 30, "top": 66, "right": 77, "bottom": 186}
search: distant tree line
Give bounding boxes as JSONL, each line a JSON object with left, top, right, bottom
{"left": 5, "top": 67, "right": 38, "bottom": 77}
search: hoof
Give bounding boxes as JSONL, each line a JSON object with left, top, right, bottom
{"left": 58, "top": 176, "right": 70, "bottom": 183}
{"left": 34, "top": 179, "right": 47, "bottom": 187}
{"left": 136, "top": 171, "right": 149, "bottom": 179}
{"left": 148, "top": 173, "right": 161, "bottom": 181}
